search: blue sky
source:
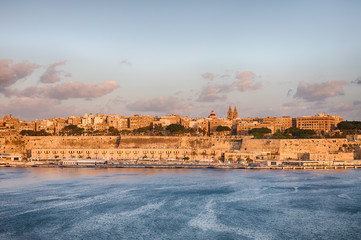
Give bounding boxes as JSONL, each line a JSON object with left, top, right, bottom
{"left": 1, "top": 0, "right": 360, "bottom": 120}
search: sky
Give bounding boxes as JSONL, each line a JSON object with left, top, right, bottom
{"left": 1, "top": 0, "right": 361, "bottom": 121}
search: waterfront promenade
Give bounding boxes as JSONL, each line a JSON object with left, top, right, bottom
{"left": 2, "top": 160, "right": 361, "bottom": 170}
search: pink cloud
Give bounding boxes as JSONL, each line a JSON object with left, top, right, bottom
{"left": 201, "top": 72, "right": 214, "bottom": 80}
{"left": 328, "top": 103, "right": 352, "bottom": 114}
{"left": 197, "top": 84, "right": 227, "bottom": 102}
{"left": 40, "top": 61, "right": 70, "bottom": 84}
{"left": 282, "top": 101, "right": 300, "bottom": 107}
{"left": 0, "top": 97, "right": 72, "bottom": 121}
{"left": 294, "top": 80, "right": 348, "bottom": 102}
{"left": 10, "top": 80, "right": 119, "bottom": 100}
{"left": 0, "top": 59, "right": 40, "bottom": 88}
{"left": 197, "top": 71, "right": 261, "bottom": 102}
{"left": 120, "top": 60, "right": 132, "bottom": 65}
{"left": 127, "top": 96, "right": 193, "bottom": 114}
{"left": 231, "top": 71, "right": 261, "bottom": 91}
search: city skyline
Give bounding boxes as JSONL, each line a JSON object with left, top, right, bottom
{"left": 1, "top": 1, "right": 361, "bottom": 121}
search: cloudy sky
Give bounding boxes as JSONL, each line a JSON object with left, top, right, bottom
{"left": 1, "top": 0, "right": 360, "bottom": 121}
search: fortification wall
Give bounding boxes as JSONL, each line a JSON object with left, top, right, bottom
{"left": 0, "top": 136, "right": 237, "bottom": 159}
{"left": 241, "top": 138, "right": 350, "bottom": 160}
{"left": 1, "top": 136, "right": 352, "bottom": 161}
{"left": 240, "top": 139, "right": 281, "bottom": 154}
{"left": 279, "top": 139, "right": 348, "bottom": 159}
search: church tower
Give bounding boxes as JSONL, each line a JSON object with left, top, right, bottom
{"left": 233, "top": 106, "right": 238, "bottom": 119}
{"left": 227, "top": 106, "right": 233, "bottom": 120}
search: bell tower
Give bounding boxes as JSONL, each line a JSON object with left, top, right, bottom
{"left": 227, "top": 106, "right": 233, "bottom": 120}
{"left": 233, "top": 106, "right": 238, "bottom": 119}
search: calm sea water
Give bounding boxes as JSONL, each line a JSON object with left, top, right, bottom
{"left": 1, "top": 168, "right": 361, "bottom": 240}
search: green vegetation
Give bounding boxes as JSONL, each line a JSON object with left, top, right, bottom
{"left": 151, "top": 124, "right": 164, "bottom": 136}
{"left": 166, "top": 124, "right": 186, "bottom": 134}
{"left": 216, "top": 125, "right": 231, "bottom": 132}
{"left": 20, "top": 129, "right": 51, "bottom": 136}
{"left": 271, "top": 130, "right": 292, "bottom": 139}
{"left": 197, "top": 128, "right": 207, "bottom": 136}
{"left": 324, "top": 132, "right": 345, "bottom": 138}
{"left": 107, "top": 127, "right": 120, "bottom": 136}
{"left": 153, "top": 124, "right": 164, "bottom": 132}
{"left": 249, "top": 127, "right": 272, "bottom": 139}
{"left": 92, "top": 130, "right": 105, "bottom": 136}
{"left": 120, "top": 129, "right": 131, "bottom": 135}
{"left": 284, "top": 127, "right": 316, "bottom": 139}
{"left": 132, "top": 126, "right": 150, "bottom": 134}
{"left": 337, "top": 121, "right": 361, "bottom": 134}
{"left": 62, "top": 125, "right": 84, "bottom": 136}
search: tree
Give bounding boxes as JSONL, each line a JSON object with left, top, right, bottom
{"left": 271, "top": 130, "right": 292, "bottom": 139}
{"left": 107, "top": 127, "right": 120, "bottom": 136}
{"left": 285, "top": 127, "right": 316, "bottom": 139}
{"left": 153, "top": 124, "right": 164, "bottom": 132}
{"left": 249, "top": 128, "right": 272, "bottom": 139}
{"left": 186, "top": 127, "right": 196, "bottom": 136}
{"left": 133, "top": 126, "right": 150, "bottom": 135}
{"left": 62, "top": 125, "right": 84, "bottom": 136}
{"left": 166, "top": 124, "right": 186, "bottom": 135}
{"left": 198, "top": 128, "right": 207, "bottom": 136}
{"left": 120, "top": 129, "right": 131, "bottom": 135}
{"left": 337, "top": 121, "right": 361, "bottom": 134}
{"left": 191, "top": 151, "right": 197, "bottom": 160}
{"left": 216, "top": 126, "right": 231, "bottom": 132}
{"left": 20, "top": 129, "right": 51, "bottom": 136}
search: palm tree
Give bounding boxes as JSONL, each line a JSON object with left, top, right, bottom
{"left": 192, "top": 151, "right": 197, "bottom": 161}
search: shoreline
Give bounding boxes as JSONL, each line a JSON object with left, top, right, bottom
{"left": 1, "top": 162, "right": 361, "bottom": 170}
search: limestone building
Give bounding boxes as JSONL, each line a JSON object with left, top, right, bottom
{"left": 296, "top": 113, "right": 343, "bottom": 132}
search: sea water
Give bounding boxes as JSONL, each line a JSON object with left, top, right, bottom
{"left": 1, "top": 168, "right": 361, "bottom": 240}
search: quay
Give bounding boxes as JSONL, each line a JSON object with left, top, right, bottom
{"left": 1, "top": 161, "right": 361, "bottom": 170}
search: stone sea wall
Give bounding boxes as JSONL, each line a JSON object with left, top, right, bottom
{"left": 240, "top": 139, "right": 281, "bottom": 153}
{"left": 1, "top": 136, "right": 357, "bottom": 160}
{"left": 241, "top": 138, "right": 351, "bottom": 159}
{"left": 279, "top": 139, "right": 349, "bottom": 159}
{"left": 0, "top": 136, "right": 240, "bottom": 158}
